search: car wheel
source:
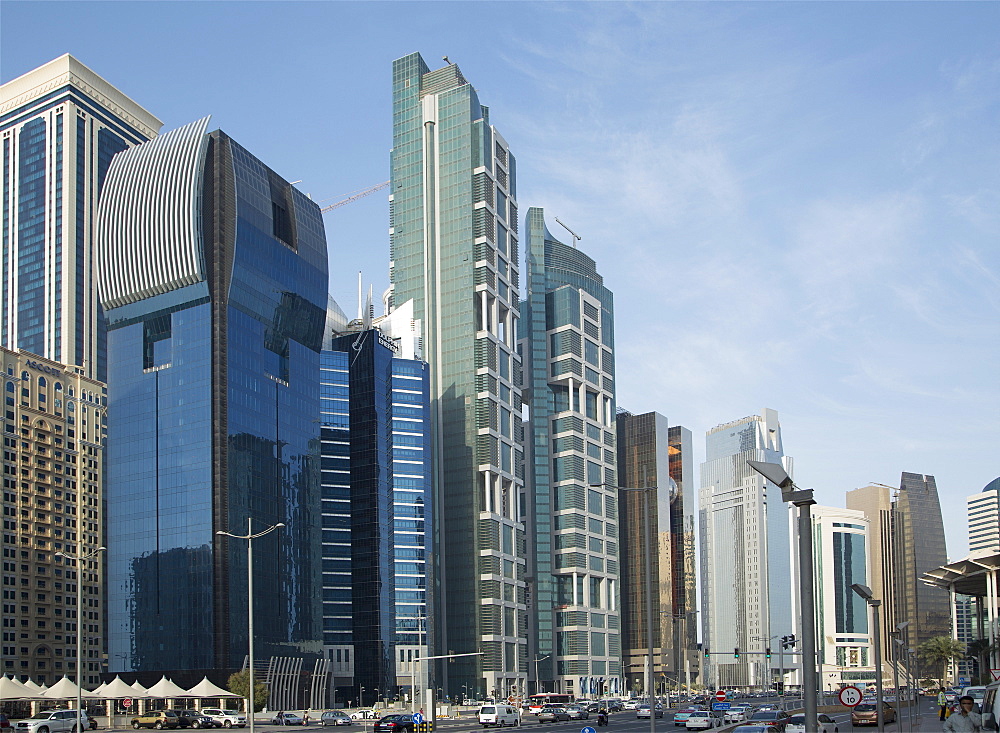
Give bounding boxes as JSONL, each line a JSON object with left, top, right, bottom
{"left": 223, "top": 724, "right": 232, "bottom": 729}
{"left": 156, "top": 723, "right": 164, "bottom": 730}
{"left": 133, "top": 724, "right": 141, "bottom": 730}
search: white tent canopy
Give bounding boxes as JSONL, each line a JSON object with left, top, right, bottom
{"left": 23, "top": 679, "right": 47, "bottom": 692}
{"left": 0, "top": 675, "right": 36, "bottom": 700}
{"left": 185, "top": 677, "right": 241, "bottom": 698}
{"left": 100, "top": 676, "right": 139, "bottom": 698}
{"left": 130, "top": 680, "right": 149, "bottom": 695}
{"left": 145, "top": 677, "right": 191, "bottom": 698}
{"left": 41, "top": 676, "right": 102, "bottom": 699}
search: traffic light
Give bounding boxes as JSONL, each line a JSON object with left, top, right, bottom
{"left": 734, "top": 647, "right": 740, "bottom": 659}
{"left": 782, "top": 635, "right": 796, "bottom": 650}
{"left": 703, "top": 647, "right": 710, "bottom": 659}
{"left": 765, "top": 647, "right": 771, "bottom": 659}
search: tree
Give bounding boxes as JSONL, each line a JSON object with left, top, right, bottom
{"left": 966, "top": 639, "right": 997, "bottom": 684}
{"left": 918, "top": 636, "right": 966, "bottom": 685}
{"left": 228, "top": 670, "right": 269, "bottom": 712}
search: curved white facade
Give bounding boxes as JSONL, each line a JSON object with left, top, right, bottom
{"left": 98, "top": 116, "right": 210, "bottom": 309}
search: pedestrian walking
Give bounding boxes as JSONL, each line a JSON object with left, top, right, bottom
{"left": 939, "top": 689, "right": 949, "bottom": 721}
{"left": 943, "top": 696, "right": 982, "bottom": 732}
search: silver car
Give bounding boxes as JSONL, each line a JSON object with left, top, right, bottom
{"left": 16, "top": 711, "right": 90, "bottom": 733}
{"left": 320, "top": 712, "right": 352, "bottom": 727}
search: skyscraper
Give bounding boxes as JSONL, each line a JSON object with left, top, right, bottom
{"left": 97, "top": 117, "right": 327, "bottom": 685}
{"left": 521, "top": 208, "right": 620, "bottom": 696}
{"left": 1, "top": 54, "right": 161, "bottom": 381}
{"left": 968, "top": 478, "right": 1000, "bottom": 555}
{"left": 616, "top": 412, "right": 697, "bottom": 693}
{"left": 390, "top": 53, "right": 525, "bottom": 697}
{"left": 699, "top": 409, "right": 793, "bottom": 689}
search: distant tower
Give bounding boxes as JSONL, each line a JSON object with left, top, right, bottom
{"left": 967, "top": 478, "right": 1000, "bottom": 554}
{"left": 699, "top": 409, "right": 793, "bottom": 689}
{"left": 1, "top": 54, "right": 161, "bottom": 380}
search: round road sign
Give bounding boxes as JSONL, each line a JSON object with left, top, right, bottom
{"left": 715, "top": 690, "right": 727, "bottom": 702}
{"left": 839, "top": 686, "right": 863, "bottom": 707}
{"left": 123, "top": 698, "right": 133, "bottom": 708}
{"left": 582, "top": 727, "right": 597, "bottom": 733}
{"left": 412, "top": 713, "right": 424, "bottom": 725}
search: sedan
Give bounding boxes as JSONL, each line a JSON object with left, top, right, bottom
{"left": 537, "top": 708, "right": 571, "bottom": 724}
{"left": 724, "top": 707, "right": 750, "bottom": 724}
{"left": 747, "top": 711, "right": 789, "bottom": 731}
{"left": 732, "top": 727, "right": 781, "bottom": 733}
{"left": 784, "top": 714, "right": 838, "bottom": 733}
{"left": 373, "top": 716, "right": 415, "bottom": 733}
{"left": 850, "top": 703, "right": 895, "bottom": 726}
{"left": 684, "top": 712, "right": 721, "bottom": 730}
{"left": 320, "top": 712, "right": 352, "bottom": 727}
{"left": 564, "top": 706, "right": 589, "bottom": 721}
{"left": 272, "top": 714, "right": 303, "bottom": 726}
{"left": 672, "top": 708, "right": 702, "bottom": 726}
{"left": 349, "top": 712, "right": 377, "bottom": 721}
{"left": 636, "top": 705, "right": 664, "bottom": 720}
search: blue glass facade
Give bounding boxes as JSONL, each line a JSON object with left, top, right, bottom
{"left": 103, "top": 128, "right": 327, "bottom": 674}
{"left": 16, "top": 118, "right": 48, "bottom": 358}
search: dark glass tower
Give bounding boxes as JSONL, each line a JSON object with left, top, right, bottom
{"left": 98, "top": 117, "right": 327, "bottom": 679}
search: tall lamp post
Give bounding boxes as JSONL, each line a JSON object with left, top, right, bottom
{"left": 593, "top": 484, "right": 656, "bottom": 733}
{"left": 217, "top": 519, "right": 284, "bottom": 733}
{"left": 55, "top": 545, "right": 106, "bottom": 733}
{"left": 533, "top": 655, "right": 550, "bottom": 694}
{"left": 894, "top": 621, "right": 911, "bottom": 730}
{"left": 851, "top": 584, "right": 884, "bottom": 733}
{"left": 747, "top": 461, "right": 817, "bottom": 727}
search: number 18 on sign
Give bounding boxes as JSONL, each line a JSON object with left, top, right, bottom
{"left": 839, "top": 686, "right": 863, "bottom": 707}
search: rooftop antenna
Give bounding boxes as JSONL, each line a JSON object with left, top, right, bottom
{"left": 554, "top": 217, "right": 582, "bottom": 248}
{"left": 357, "top": 271, "right": 363, "bottom": 321}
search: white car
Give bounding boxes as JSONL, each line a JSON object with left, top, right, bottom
{"left": 684, "top": 711, "right": 721, "bottom": 730}
{"left": 784, "top": 713, "right": 838, "bottom": 733}
{"left": 724, "top": 707, "right": 749, "bottom": 724}
{"left": 348, "top": 712, "right": 376, "bottom": 721}
{"left": 15, "top": 711, "right": 90, "bottom": 733}
{"left": 199, "top": 710, "right": 246, "bottom": 729}
{"left": 623, "top": 700, "right": 640, "bottom": 710}
{"left": 271, "top": 713, "right": 304, "bottom": 726}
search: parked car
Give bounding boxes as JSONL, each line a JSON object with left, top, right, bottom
{"left": 636, "top": 705, "right": 664, "bottom": 719}
{"left": 16, "top": 711, "right": 91, "bottom": 733}
{"left": 747, "top": 711, "right": 790, "bottom": 731}
{"left": 162, "top": 711, "right": 217, "bottom": 730}
{"left": 684, "top": 711, "right": 722, "bottom": 730}
{"left": 199, "top": 711, "right": 245, "bottom": 729}
{"left": 478, "top": 706, "right": 520, "bottom": 727}
{"left": 672, "top": 708, "right": 702, "bottom": 727}
{"left": 850, "top": 703, "right": 895, "bottom": 726}
{"left": 784, "top": 714, "right": 838, "bottom": 733}
{"left": 537, "top": 708, "right": 571, "bottom": 724}
{"left": 565, "top": 706, "right": 589, "bottom": 721}
{"left": 373, "top": 716, "right": 415, "bottom": 733}
{"left": 1, "top": 714, "right": 11, "bottom": 731}
{"left": 320, "top": 712, "right": 352, "bottom": 727}
{"left": 130, "top": 712, "right": 180, "bottom": 730}
{"left": 271, "top": 714, "right": 303, "bottom": 727}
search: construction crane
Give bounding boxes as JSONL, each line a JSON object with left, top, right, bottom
{"left": 320, "top": 180, "right": 390, "bottom": 213}
{"left": 554, "top": 217, "right": 581, "bottom": 247}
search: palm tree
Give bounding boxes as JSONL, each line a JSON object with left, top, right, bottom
{"left": 918, "top": 636, "right": 967, "bottom": 685}
{"left": 966, "top": 638, "right": 997, "bottom": 684}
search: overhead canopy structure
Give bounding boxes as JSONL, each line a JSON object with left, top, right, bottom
{"left": 0, "top": 675, "right": 37, "bottom": 700}
{"left": 41, "top": 676, "right": 102, "bottom": 699}
{"left": 100, "top": 676, "right": 140, "bottom": 698}
{"left": 186, "top": 677, "right": 241, "bottom": 698}
{"left": 144, "top": 676, "right": 191, "bottom": 698}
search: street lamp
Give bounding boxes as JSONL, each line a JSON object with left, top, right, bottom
{"left": 217, "top": 519, "right": 284, "bottom": 733}
{"left": 894, "top": 621, "right": 912, "bottom": 730}
{"left": 747, "top": 461, "right": 817, "bottom": 725}
{"left": 851, "top": 584, "right": 884, "bottom": 733}
{"left": 593, "top": 484, "right": 656, "bottom": 733}
{"left": 55, "top": 545, "right": 106, "bottom": 733}
{"left": 533, "top": 655, "right": 550, "bottom": 694}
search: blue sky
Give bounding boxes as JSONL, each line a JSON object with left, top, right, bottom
{"left": 4, "top": 1, "right": 998, "bottom": 559}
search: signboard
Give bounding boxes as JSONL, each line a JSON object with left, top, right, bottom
{"left": 715, "top": 691, "right": 727, "bottom": 702}
{"left": 991, "top": 669, "right": 1000, "bottom": 681}
{"left": 959, "top": 677, "right": 970, "bottom": 685}
{"left": 123, "top": 698, "right": 133, "bottom": 708}
{"left": 582, "top": 727, "right": 597, "bottom": 733}
{"left": 839, "top": 687, "right": 863, "bottom": 708}
{"left": 412, "top": 714, "right": 424, "bottom": 725}
{"left": 712, "top": 703, "right": 731, "bottom": 711}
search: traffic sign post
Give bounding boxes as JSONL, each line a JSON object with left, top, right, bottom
{"left": 715, "top": 691, "right": 727, "bottom": 702}
{"left": 839, "top": 686, "right": 863, "bottom": 707}
{"left": 123, "top": 698, "right": 133, "bottom": 709}
{"left": 582, "top": 727, "right": 597, "bottom": 733}
{"left": 413, "top": 713, "right": 424, "bottom": 725}
{"left": 711, "top": 703, "right": 730, "bottom": 711}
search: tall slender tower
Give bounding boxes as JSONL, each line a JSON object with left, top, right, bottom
{"left": 390, "top": 53, "right": 526, "bottom": 697}
{"left": 699, "top": 409, "right": 793, "bottom": 689}
{"left": 521, "top": 208, "right": 620, "bottom": 697}
{"left": 968, "top": 478, "right": 1000, "bottom": 554}
{"left": 1, "top": 55, "right": 161, "bottom": 381}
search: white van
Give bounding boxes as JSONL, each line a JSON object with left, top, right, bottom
{"left": 478, "top": 705, "right": 520, "bottom": 727}
{"left": 981, "top": 680, "right": 1000, "bottom": 731}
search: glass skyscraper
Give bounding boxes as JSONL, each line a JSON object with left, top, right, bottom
{"left": 390, "top": 53, "right": 525, "bottom": 697}
{"left": 97, "top": 117, "right": 327, "bottom": 679}
{"left": 1, "top": 54, "right": 161, "bottom": 382}
{"left": 521, "top": 208, "right": 619, "bottom": 696}
{"left": 699, "top": 409, "right": 793, "bottom": 689}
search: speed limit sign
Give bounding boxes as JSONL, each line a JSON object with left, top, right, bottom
{"left": 839, "top": 686, "right": 863, "bottom": 707}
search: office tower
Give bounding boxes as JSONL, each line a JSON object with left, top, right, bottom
{"left": 894, "top": 472, "right": 950, "bottom": 677}
{"left": 699, "top": 409, "right": 793, "bottom": 689}
{"left": 390, "top": 52, "right": 525, "bottom": 697}
{"left": 1, "top": 346, "right": 105, "bottom": 685}
{"left": 806, "top": 506, "right": 875, "bottom": 692}
{"left": 97, "top": 117, "right": 327, "bottom": 687}
{"left": 968, "top": 478, "right": 1000, "bottom": 554}
{"left": 1, "top": 54, "right": 161, "bottom": 382}
{"left": 615, "top": 411, "right": 697, "bottom": 694}
{"left": 520, "top": 208, "right": 620, "bottom": 697}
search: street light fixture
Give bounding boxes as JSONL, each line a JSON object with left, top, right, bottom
{"left": 533, "top": 655, "right": 550, "bottom": 694}
{"left": 747, "top": 461, "right": 817, "bottom": 727}
{"left": 894, "top": 622, "right": 912, "bottom": 730}
{"left": 593, "top": 483, "right": 656, "bottom": 733}
{"left": 851, "top": 584, "right": 884, "bottom": 733}
{"left": 55, "top": 545, "right": 106, "bottom": 733}
{"left": 217, "top": 519, "right": 284, "bottom": 733}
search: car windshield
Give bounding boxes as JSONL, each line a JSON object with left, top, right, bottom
{"left": 223, "top": 711, "right": 240, "bottom": 716}
{"left": 854, "top": 705, "right": 875, "bottom": 712}
{"left": 751, "top": 712, "right": 779, "bottom": 719}
{"left": 788, "top": 716, "right": 805, "bottom": 724}
{"left": 30, "top": 714, "right": 57, "bottom": 720}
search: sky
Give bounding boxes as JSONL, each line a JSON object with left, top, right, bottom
{"left": 3, "top": 1, "right": 998, "bottom": 560}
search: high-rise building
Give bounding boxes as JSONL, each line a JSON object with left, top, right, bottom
{"left": 968, "top": 478, "right": 1000, "bottom": 555}
{"left": 806, "top": 505, "right": 875, "bottom": 692}
{"left": 1, "top": 346, "right": 105, "bottom": 685}
{"left": 894, "top": 472, "right": 950, "bottom": 678}
{"left": 699, "top": 409, "right": 793, "bottom": 689}
{"left": 615, "top": 411, "right": 697, "bottom": 693}
{"left": 97, "top": 117, "right": 327, "bottom": 689}
{"left": 390, "top": 52, "right": 525, "bottom": 697}
{"left": 1, "top": 54, "right": 161, "bottom": 382}
{"left": 520, "top": 208, "right": 620, "bottom": 697}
